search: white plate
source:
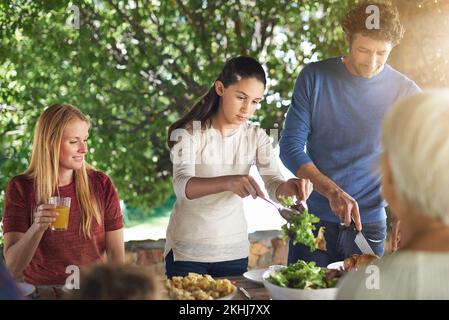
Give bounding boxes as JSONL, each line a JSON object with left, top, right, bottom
{"left": 16, "top": 282, "right": 36, "bottom": 297}
{"left": 216, "top": 287, "right": 237, "bottom": 300}
{"left": 243, "top": 268, "right": 267, "bottom": 285}
{"left": 326, "top": 261, "right": 344, "bottom": 270}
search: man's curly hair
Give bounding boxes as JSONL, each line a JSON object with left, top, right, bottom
{"left": 342, "top": 1, "right": 404, "bottom": 45}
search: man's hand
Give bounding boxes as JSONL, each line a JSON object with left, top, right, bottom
{"left": 328, "top": 189, "right": 362, "bottom": 231}
{"left": 296, "top": 162, "right": 361, "bottom": 230}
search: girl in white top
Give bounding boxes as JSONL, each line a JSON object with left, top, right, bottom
{"left": 165, "top": 56, "right": 313, "bottom": 278}
{"left": 337, "top": 90, "right": 449, "bottom": 299}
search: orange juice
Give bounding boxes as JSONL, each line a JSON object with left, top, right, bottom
{"left": 52, "top": 206, "right": 70, "bottom": 230}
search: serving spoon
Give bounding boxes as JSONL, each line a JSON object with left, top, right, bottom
{"left": 260, "top": 197, "right": 308, "bottom": 222}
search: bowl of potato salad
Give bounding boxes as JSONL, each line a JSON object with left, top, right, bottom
{"left": 166, "top": 273, "right": 236, "bottom": 300}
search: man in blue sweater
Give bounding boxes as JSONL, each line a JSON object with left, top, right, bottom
{"left": 279, "top": 1, "right": 420, "bottom": 266}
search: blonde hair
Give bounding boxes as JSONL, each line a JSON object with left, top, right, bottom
{"left": 381, "top": 90, "right": 449, "bottom": 224}
{"left": 24, "top": 103, "right": 101, "bottom": 238}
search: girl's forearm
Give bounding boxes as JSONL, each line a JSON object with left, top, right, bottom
{"left": 185, "top": 176, "right": 229, "bottom": 200}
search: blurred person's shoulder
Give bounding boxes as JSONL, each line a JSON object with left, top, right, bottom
{"left": 336, "top": 252, "right": 401, "bottom": 299}
{"left": 337, "top": 251, "right": 449, "bottom": 299}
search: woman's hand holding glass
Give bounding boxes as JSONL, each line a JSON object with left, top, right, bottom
{"left": 33, "top": 204, "right": 58, "bottom": 232}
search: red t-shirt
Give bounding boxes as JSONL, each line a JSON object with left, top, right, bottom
{"left": 2, "top": 170, "right": 123, "bottom": 285}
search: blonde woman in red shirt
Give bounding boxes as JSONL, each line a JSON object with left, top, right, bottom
{"left": 2, "top": 104, "right": 124, "bottom": 285}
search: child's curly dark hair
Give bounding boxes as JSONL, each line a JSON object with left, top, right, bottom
{"left": 342, "top": 0, "right": 404, "bottom": 45}
{"left": 73, "top": 264, "right": 162, "bottom": 300}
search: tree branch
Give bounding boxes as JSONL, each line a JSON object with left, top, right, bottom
{"left": 174, "top": 0, "right": 213, "bottom": 62}
{"left": 233, "top": 0, "right": 247, "bottom": 55}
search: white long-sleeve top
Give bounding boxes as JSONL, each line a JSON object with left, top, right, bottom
{"left": 165, "top": 122, "right": 286, "bottom": 262}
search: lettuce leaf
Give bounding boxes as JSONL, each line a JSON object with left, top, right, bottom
{"left": 278, "top": 196, "right": 326, "bottom": 252}
{"left": 267, "top": 260, "right": 338, "bottom": 289}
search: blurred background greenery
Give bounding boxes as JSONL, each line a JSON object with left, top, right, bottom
{"left": 1, "top": 0, "right": 448, "bottom": 227}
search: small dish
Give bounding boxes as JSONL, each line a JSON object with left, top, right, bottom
{"left": 16, "top": 282, "right": 36, "bottom": 297}
{"left": 243, "top": 268, "right": 267, "bottom": 285}
{"left": 326, "top": 261, "right": 344, "bottom": 270}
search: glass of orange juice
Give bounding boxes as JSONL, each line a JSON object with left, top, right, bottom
{"left": 48, "top": 196, "right": 71, "bottom": 231}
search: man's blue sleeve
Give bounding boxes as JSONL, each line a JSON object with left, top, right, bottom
{"left": 279, "top": 66, "right": 314, "bottom": 176}
{"left": 407, "top": 80, "right": 421, "bottom": 95}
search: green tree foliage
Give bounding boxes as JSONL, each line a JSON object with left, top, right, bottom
{"left": 1, "top": 0, "right": 447, "bottom": 218}
{"left": 0, "top": 0, "right": 355, "bottom": 215}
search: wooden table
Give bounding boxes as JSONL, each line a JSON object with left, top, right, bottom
{"left": 31, "top": 285, "right": 67, "bottom": 300}
{"left": 227, "top": 275, "right": 270, "bottom": 300}
{"left": 30, "top": 276, "right": 271, "bottom": 300}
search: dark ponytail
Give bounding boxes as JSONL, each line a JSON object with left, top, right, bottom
{"left": 167, "top": 56, "right": 266, "bottom": 148}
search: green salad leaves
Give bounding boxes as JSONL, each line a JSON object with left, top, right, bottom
{"left": 267, "top": 260, "right": 339, "bottom": 289}
{"left": 278, "top": 195, "right": 296, "bottom": 208}
{"left": 278, "top": 196, "right": 326, "bottom": 252}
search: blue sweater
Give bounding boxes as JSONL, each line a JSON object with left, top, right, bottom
{"left": 279, "top": 57, "right": 420, "bottom": 223}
